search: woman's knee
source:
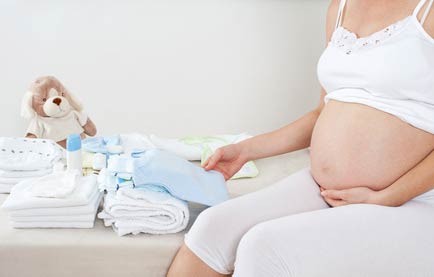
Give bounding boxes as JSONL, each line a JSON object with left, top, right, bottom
{"left": 234, "top": 222, "right": 293, "bottom": 277}
{"left": 168, "top": 243, "right": 226, "bottom": 277}
{"left": 186, "top": 204, "right": 230, "bottom": 244}
{"left": 184, "top": 205, "right": 236, "bottom": 274}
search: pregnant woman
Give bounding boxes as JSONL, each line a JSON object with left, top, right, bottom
{"left": 168, "top": 0, "right": 434, "bottom": 276}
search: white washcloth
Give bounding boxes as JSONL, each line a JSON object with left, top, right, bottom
{"left": 9, "top": 189, "right": 101, "bottom": 217}
{"left": 1, "top": 175, "right": 97, "bottom": 210}
{"left": 98, "top": 188, "right": 189, "bottom": 236}
{"left": 0, "top": 137, "right": 63, "bottom": 171}
{"left": 10, "top": 221, "right": 95, "bottom": 229}
{"left": 30, "top": 171, "right": 79, "bottom": 198}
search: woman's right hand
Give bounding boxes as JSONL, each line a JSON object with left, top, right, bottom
{"left": 202, "top": 143, "right": 248, "bottom": 181}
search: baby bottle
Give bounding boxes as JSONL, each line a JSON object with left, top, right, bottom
{"left": 66, "top": 134, "right": 83, "bottom": 175}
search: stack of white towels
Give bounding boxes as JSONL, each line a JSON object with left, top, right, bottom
{"left": 0, "top": 137, "right": 63, "bottom": 193}
{"left": 96, "top": 151, "right": 190, "bottom": 236}
{"left": 1, "top": 172, "right": 102, "bottom": 229}
{"left": 98, "top": 187, "right": 189, "bottom": 236}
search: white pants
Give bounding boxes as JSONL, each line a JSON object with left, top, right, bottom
{"left": 185, "top": 167, "right": 434, "bottom": 277}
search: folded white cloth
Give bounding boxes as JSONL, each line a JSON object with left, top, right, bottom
{"left": 98, "top": 188, "right": 189, "bottom": 236}
{"left": 10, "top": 213, "right": 97, "bottom": 223}
{"left": 10, "top": 221, "right": 95, "bottom": 229}
{"left": 9, "top": 189, "right": 101, "bottom": 217}
{"left": 0, "top": 183, "right": 13, "bottom": 193}
{"left": 1, "top": 175, "right": 97, "bottom": 210}
{"left": 0, "top": 177, "right": 26, "bottom": 185}
{"left": 0, "top": 137, "right": 63, "bottom": 171}
{"left": 4, "top": 183, "right": 102, "bottom": 229}
{"left": 0, "top": 168, "right": 53, "bottom": 178}
{"left": 30, "top": 171, "right": 79, "bottom": 198}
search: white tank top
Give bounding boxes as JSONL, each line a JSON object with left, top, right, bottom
{"left": 317, "top": 0, "right": 434, "bottom": 134}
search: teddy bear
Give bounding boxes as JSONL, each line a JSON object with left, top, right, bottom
{"left": 21, "top": 76, "right": 97, "bottom": 148}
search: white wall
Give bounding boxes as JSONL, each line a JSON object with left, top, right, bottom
{"left": 0, "top": 0, "right": 328, "bottom": 138}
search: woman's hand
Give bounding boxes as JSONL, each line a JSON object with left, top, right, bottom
{"left": 203, "top": 144, "right": 248, "bottom": 181}
{"left": 320, "top": 186, "right": 383, "bottom": 207}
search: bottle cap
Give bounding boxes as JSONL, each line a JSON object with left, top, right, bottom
{"left": 67, "top": 134, "right": 82, "bottom": 151}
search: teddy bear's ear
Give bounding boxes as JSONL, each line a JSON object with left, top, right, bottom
{"left": 66, "top": 90, "right": 83, "bottom": 112}
{"left": 20, "top": 91, "right": 36, "bottom": 119}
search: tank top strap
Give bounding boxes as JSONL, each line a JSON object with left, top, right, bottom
{"left": 334, "top": 0, "right": 347, "bottom": 30}
{"left": 421, "top": 0, "right": 434, "bottom": 25}
{"left": 413, "top": 0, "right": 433, "bottom": 21}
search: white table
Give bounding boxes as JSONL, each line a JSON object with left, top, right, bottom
{"left": 0, "top": 150, "right": 309, "bottom": 277}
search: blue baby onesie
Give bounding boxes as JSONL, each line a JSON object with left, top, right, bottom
{"left": 108, "top": 149, "right": 229, "bottom": 206}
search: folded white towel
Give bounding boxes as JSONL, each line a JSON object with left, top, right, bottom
{"left": 30, "top": 171, "right": 79, "bottom": 198}
{"left": 0, "top": 168, "right": 52, "bottom": 178}
{"left": 0, "top": 176, "right": 30, "bottom": 185}
{"left": 1, "top": 175, "right": 97, "bottom": 210}
{"left": 0, "top": 183, "right": 13, "bottom": 193}
{"left": 10, "top": 221, "right": 95, "bottom": 229}
{"left": 7, "top": 191, "right": 102, "bottom": 229}
{"left": 9, "top": 189, "right": 101, "bottom": 217}
{"left": 0, "top": 137, "right": 63, "bottom": 171}
{"left": 10, "top": 213, "right": 96, "bottom": 223}
{"left": 98, "top": 188, "right": 189, "bottom": 236}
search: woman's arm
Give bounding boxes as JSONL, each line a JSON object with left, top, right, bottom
{"left": 204, "top": 90, "right": 327, "bottom": 179}
{"left": 375, "top": 150, "right": 434, "bottom": 206}
{"left": 321, "top": 149, "right": 434, "bottom": 207}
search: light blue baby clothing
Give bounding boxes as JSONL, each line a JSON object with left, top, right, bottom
{"left": 107, "top": 149, "right": 229, "bottom": 206}
{"left": 134, "top": 150, "right": 228, "bottom": 206}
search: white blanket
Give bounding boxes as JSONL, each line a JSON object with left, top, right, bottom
{"left": 0, "top": 137, "right": 63, "bottom": 171}
{"left": 98, "top": 188, "right": 189, "bottom": 236}
{"left": 1, "top": 175, "right": 97, "bottom": 210}
{"left": 9, "top": 189, "right": 101, "bottom": 217}
{"left": 30, "top": 171, "right": 79, "bottom": 198}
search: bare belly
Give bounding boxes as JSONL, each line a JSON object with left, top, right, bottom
{"left": 310, "top": 100, "right": 434, "bottom": 191}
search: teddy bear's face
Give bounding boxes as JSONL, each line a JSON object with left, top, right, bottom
{"left": 33, "top": 88, "right": 73, "bottom": 118}
{"left": 21, "top": 76, "right": 83, "bottom": 121}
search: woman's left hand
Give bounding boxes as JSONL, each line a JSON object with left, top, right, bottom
{"left": 320, "top": 186, "right": 381, "bottom": 207}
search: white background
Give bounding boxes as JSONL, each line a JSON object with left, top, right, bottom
{"left": 0, "top": 0, "right": 328, "bottom": 138}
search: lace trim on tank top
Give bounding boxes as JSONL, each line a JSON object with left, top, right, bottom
{"left": 330, "top": 16, "right": 412, "bottom": 55}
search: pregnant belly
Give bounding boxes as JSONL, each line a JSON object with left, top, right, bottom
{"left": 310, "top": 100, "right": 434, "bottom": 191}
